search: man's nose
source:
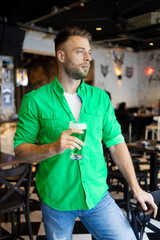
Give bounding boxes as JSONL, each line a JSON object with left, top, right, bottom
{"left": 84, "top": 52, "right": 91, "bottom": 62}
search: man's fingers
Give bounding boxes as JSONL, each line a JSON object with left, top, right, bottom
{"left": 65, "top": 144, "right": 74, "bottom": 150}
{"left": 149, "top": 202, "right": 158, "bottom": 218}
{"left": 140, "top": 200, "right": 158, "bottom": 218}
{"left": 62, "top": 129, "right": 84, "bottom": 146}
{"left": 68, "top": 136, "right": 84, "bottom": 146}
{"left": 146, "top": 197, "right": 158, "bottom": 218}
{"left": 144, "top": 205, "right": 157, "bottom": 218}
{"left": 67, "top": 128, "right": 84, "bottom": 135}
{"left": 144, "top": 208, "right": 153, "bottom": 216}
{"left": 66, "top": 140, "right": 82, "bottom": 150}
{"left": 139, "top": 201, "right": 148, "bottom": 212}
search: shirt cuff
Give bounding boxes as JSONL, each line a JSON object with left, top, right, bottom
{"left": 104, "top": 134, "right": 125, "bottom": 148}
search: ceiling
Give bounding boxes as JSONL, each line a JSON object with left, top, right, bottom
{"left": 1, "top": 0, "right": 160, "bottom": 52}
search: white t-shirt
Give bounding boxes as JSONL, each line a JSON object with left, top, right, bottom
{"left": 64, "top": 92, "right": 82, "bottom": 122}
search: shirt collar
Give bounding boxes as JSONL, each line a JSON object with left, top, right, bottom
{"left": 52, "top": 75, "right": 86, "bottom": 96}
{"left": 52, "top": 75, "right": 64, "bottom": 95}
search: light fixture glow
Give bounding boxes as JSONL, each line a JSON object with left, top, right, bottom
{"left": 149, "top": 42, "right": 154, "bottom": 46}
{"left": 96, "top": 27, "right": 102, "bottom": 31}
{"left": 145, "top": 67, "right": 154, "bottom": 75}
{"left": 115, "top": 67, "right": 122, "bottom": 77}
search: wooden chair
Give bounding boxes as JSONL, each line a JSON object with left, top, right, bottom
{"left": 103, "top": 144, "right": 148, "bottom": 220}
{"left": 145, "top": 116, "right": 160, "bottom": 140}
{"left": 0, "top": 163, "right": 33, "bottom": 240}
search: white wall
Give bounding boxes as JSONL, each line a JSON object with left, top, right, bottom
{"left": 138, "top": 49, "right": 160, "bottom": 109}
{"left": 92, "top": 45, "right": 138, "bottom": 108}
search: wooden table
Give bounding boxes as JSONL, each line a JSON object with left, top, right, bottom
{"left": 128, "top": 140, "right": 160, "bottom": 191}
{"left": 0, "top": 152, "right": 19, "bottom": 168}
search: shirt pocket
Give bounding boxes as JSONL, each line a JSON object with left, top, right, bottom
{"left": 84, "top": 109, "right": 103, "bottom": 135}
{"left": 40, "top": 112, "right": 67, "bottom": 141}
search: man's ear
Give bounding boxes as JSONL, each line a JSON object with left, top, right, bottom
{"left": 57, "top": 50, "right": 65, "bottom": 63}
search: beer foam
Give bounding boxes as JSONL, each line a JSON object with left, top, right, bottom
{"left": 69, "top": 122, "right": 87, "bottom": 130}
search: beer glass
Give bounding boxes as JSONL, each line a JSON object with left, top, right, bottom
{"left": 69, "top": 121, "right": 87, "bottom": 160}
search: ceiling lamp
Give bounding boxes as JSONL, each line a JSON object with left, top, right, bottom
{"left": 149, "top": 42, "right": 154, "bottom": 46}
{"left": 78, "top": 2, "right": 85, "bottom": 13}
{"left": 96, "top": 27, "right": 102, "bottom": 31}
{"left": 145, "top": 67, "right": 154, "bottom": 75}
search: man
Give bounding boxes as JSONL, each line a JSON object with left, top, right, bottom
{"left": 14, "top": 27, "right": 157, "bottom": 240}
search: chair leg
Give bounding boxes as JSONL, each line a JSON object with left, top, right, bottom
{"left": 11, "top": 211, "right": 15, "bottom": 238}
{"left": 0, "top": 216, "right": 1, "bottom": 240}
{"left": 129, "top": 123, "right": 132, "bottom": 142}
{"left": 145, "top": 128, "right": 148, "bottom": 139}
{"left": 152, "top": 130, "right": 155, "bottom": 140}
{"left": 131, "top": 209, "right": 139, "bottom": 240}
{"left": 123, "top": 181, "right": 131, "bottom": 220}
{"left": 24, "top": 204, "right": 33, "bottom": 240}
{"left": 17, "top": 208, "right": 21, "bottom": 235}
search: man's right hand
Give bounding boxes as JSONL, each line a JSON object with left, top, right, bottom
{"left": 53, "top": 129, "right": 84, "bottom": 155}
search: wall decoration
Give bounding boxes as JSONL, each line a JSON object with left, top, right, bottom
{"left": 126, "top": 67, "right": 134, "bottom": 78}
{"left": 113, "top": 50, "right": 125, "bottom": 79}
{"left": 100, "top": 64, "right": 108, "bottom": 77}
{"left": 16, "top": 68, "right": 28, "bottom": 86}
{"left": 2, "top": 68, "right": 11, "bottom": 83}
{"left": 2, "top": 60, "right": 12, "bottom": 69}
{"left": 1, "top": 86, "right": 13, "bottom": 107}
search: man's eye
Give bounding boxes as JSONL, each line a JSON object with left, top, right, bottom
{"left": 76, "top": 50, "right": 83, "bottom": 53}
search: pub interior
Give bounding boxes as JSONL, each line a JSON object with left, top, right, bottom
{"left": 0, "top": 0, "right": 160, "bottom": 239}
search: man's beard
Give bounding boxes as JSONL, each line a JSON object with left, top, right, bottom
{"left": 64, "top": 58, "right": 90, "bottom": 80}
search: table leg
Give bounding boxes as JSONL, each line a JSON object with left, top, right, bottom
{"left": 150, "top": 153, "right": 158, "bottom": 191}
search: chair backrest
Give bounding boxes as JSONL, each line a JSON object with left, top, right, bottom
{"left": 153, "top": 116, "right": 160, "bottom": 140}
{"left": 131, "top": 190, "right": 160, "bottom": 240}
{"left": 0, "top": 163, "right": 32, "bottom": 205}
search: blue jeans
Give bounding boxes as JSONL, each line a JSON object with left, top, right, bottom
{"left": 41, "top": 191, "right": 136, "bottom": 240}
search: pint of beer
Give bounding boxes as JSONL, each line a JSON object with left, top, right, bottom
{"left": 69, "top": 121, "right": 87, "bottom": 160}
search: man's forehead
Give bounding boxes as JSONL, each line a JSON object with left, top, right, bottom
{"left": 65, "top": 36, "right": 91, "bottom": 49}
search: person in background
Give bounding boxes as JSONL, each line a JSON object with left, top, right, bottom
{"left": 13, "top": 27, "right": 157, "bottom": 240}
{"left": 104, "top": 90, "right": 112, "bottom": 101}
{"left": 116, "top": 102, "right": 133, "bottom": 142}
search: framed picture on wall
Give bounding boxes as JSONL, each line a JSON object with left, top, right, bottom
{"left": 1, "top": 85, "right": 13, "bottom": 107}
{"left": 0, "top": 67, "right": 2, "bottom": 84}
{"left": 16, "top": 68, "right": 28, "bottom": 86}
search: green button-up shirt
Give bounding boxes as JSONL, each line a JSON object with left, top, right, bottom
{"left": 14, "top": 76, "right": 124, "bottom": 211}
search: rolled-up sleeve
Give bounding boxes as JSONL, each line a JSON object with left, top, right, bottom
{"left": 14, "top": 94, "right": 40, "bottom": 148}
{"left": 102, "top": 96, "right": 124, "bottom": 148}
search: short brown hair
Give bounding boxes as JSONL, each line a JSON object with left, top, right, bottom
{"left": 54, "top": 27, "right": 92, "bottom": 52}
